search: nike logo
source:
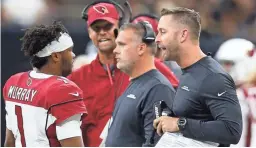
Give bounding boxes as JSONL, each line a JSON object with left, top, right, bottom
{"left": 218, "top": 91, "right": 226, "bottom": 96}
{"left": 69, "top": 92, "right": 79, "bottom": 97}
{"left": 127, "top": 94, "right": 136, "bottom": 99}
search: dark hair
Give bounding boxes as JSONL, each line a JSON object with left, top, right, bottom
{"left": 120, "top": 23, "right": 157, "bottom": 55}
{"left": 161, "top": 7, "right": 201, "bottom": 40}
{"left": 21, "top": 21, "right": 69, "bottom": 69}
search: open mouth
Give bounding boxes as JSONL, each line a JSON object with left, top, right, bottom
{"left": 115, "top": 55, "right": 120, "bottom": 62}
{"left": 159, "top": 47, "right": 167, "bottom": 51}
{"left": 115, "top": 57, "right": 120, "bottom": 62}
{"left": 98, "top": 39, "right": 110, "bottom": 43}
{"left": 157, "top": 44, "right": 166, "bottom": 51}
{"left": 158, "top": 46, "right": 167, "bottom": 59}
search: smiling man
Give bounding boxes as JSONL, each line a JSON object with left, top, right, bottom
{"left": 67, "top": 1, "right": 179, "bottom": 146}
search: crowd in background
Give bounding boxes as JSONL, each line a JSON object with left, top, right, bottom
{"left": 2, "top": 0, "right": 256, "bottom": 58}
{"left": 1, "top": 0, "right": 256, "bottom": 146}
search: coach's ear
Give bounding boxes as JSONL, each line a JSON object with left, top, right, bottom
{"left": 137, "top": 43, "right": 147, "bottom": 56}
{"left": 51, "top": 52, "right": 62, "bottom": 63}
{"left": 180, "top": 29, "right": 188, "bottom": 43}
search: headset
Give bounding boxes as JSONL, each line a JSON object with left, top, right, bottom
{"left": 81, "top": 0, "right": 132, "bottom": 27}
{"left": 131, "top": 13, "right": 159, "bottom": 22}
{"left": 138, "top": 21, "right": 156, "bottom": 43}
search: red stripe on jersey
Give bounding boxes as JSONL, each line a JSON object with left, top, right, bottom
{"left": 15, "top": 105, "right": 26, "bottom": 147}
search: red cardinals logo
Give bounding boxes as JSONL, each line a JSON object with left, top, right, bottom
{"left": 27, "top": 78, "right": 32, "bottom": 86}
{"left": 93, "top": 5, "right": 109, "bottom": 14}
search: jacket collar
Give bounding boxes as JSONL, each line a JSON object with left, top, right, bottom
{"left": 91, "top": 54, "right": 118, "bottom": 76}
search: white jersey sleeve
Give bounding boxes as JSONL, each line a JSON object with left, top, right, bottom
{"left": 56, "top": 114, "right": 82, "bottom": 140}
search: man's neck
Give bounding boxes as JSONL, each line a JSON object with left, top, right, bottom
{"left": 98, "top": 52, "right": 115, "bottom": 65}
{"left": 178, "top": 46, "right": 206, "bottom": 69}
{"left": 38, "top": 65, "right": 61, "bottom": 76}
{"left": 130, "top": 56, "right": 155, "bottom": 79}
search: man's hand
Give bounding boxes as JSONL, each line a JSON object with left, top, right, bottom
{"left": 153, "top": 116, "right": 179, "bottom": 136}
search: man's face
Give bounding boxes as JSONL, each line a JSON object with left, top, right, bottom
{"left": 114, "top": 29, "right": 140, "bottom": 73}
{"left": 60, "top": 47, "right": 75, "bottom": 77}
{"left": 88, "top": 20, "right": 119, "bottom": 54}
{"left": 155, "top": 15, "right": 180, "bottom": 61}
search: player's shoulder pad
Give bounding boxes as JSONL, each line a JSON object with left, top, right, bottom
{"left": 48, "top": 76, "right": 77, "bottom": 86}
{"left": 6, "top": 72, "right": 26, "bottom": 83}
{"left": 3, "top": 72, "right": 27, "bottom": 99}
{"left": 46, "top": 76, "right": 83, "bottom": 105}
{"left": 4, "top": 72, "right": 27, "bottom": 90}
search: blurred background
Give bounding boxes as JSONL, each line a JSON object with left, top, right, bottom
{"left": 1, "top": 0, "right": 256, "bottom": 146}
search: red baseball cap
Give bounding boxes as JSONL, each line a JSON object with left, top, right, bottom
{"left": 132, "top": 16, "right": 158, "bottom": 35}
{"left": 87, "top": 3, "right": 119, "bottom": 26}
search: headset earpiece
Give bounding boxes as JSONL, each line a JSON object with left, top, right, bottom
{"left": 138, "top": 21, "right": 156, "bottom": 43}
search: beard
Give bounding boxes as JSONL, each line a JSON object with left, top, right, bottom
{"left": 159, "top": 32, "right": 179, "bottom": 61}
{"left": 166, "top": 46, "right": 179, "bottom": 61}
{"left": 98, "top": 40, "right": 116, "bottom": 54}
{"left": 161, "top": 42, "right": 179, "bottom": 62}
{"left": 61, "top": 59, "right": 72, "bottom": 77}
{"left": 117, "top": 60, "right": 134, "bottom": 75}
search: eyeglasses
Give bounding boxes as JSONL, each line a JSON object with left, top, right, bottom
{"left": 91, "top": 23, "right": 114, "bottom": 33}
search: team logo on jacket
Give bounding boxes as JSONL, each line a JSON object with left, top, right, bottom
{"left": 27, "top": 78, "right": 32, "bottom": 86}
{"left": 93, "top": 5, "right": 109, "bottom": 14}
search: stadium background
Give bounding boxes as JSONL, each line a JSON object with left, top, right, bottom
{"left": 1, "top": 0, "right": 255, "bottom": 146}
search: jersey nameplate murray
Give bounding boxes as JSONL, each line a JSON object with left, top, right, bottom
{"left": 7, "top": 86, "right": 37, "bottom": 102}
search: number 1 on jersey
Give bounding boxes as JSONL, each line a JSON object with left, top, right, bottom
{"left": 15, "top": 105, "right": 26, "bottom": 147}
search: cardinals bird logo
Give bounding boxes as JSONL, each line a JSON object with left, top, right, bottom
{"left": 93, "top": 5, "right": 109, "bottom": 14}
{"left": 27, "top": 78, "right": 32, "bottom": 86}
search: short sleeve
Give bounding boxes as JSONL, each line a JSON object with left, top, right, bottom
{"left": 56, "top": 114, "right": 82, "bottom": 140}
{"left": 47, "top": 83, "right": 87, "bottom": 125}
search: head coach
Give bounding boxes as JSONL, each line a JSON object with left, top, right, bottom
{"left": 153, "top": 7, "right": 242, "bottom": 146}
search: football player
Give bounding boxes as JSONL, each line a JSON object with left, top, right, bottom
{"left": 3, "top": 21, "right": 87, "bottom": 147}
